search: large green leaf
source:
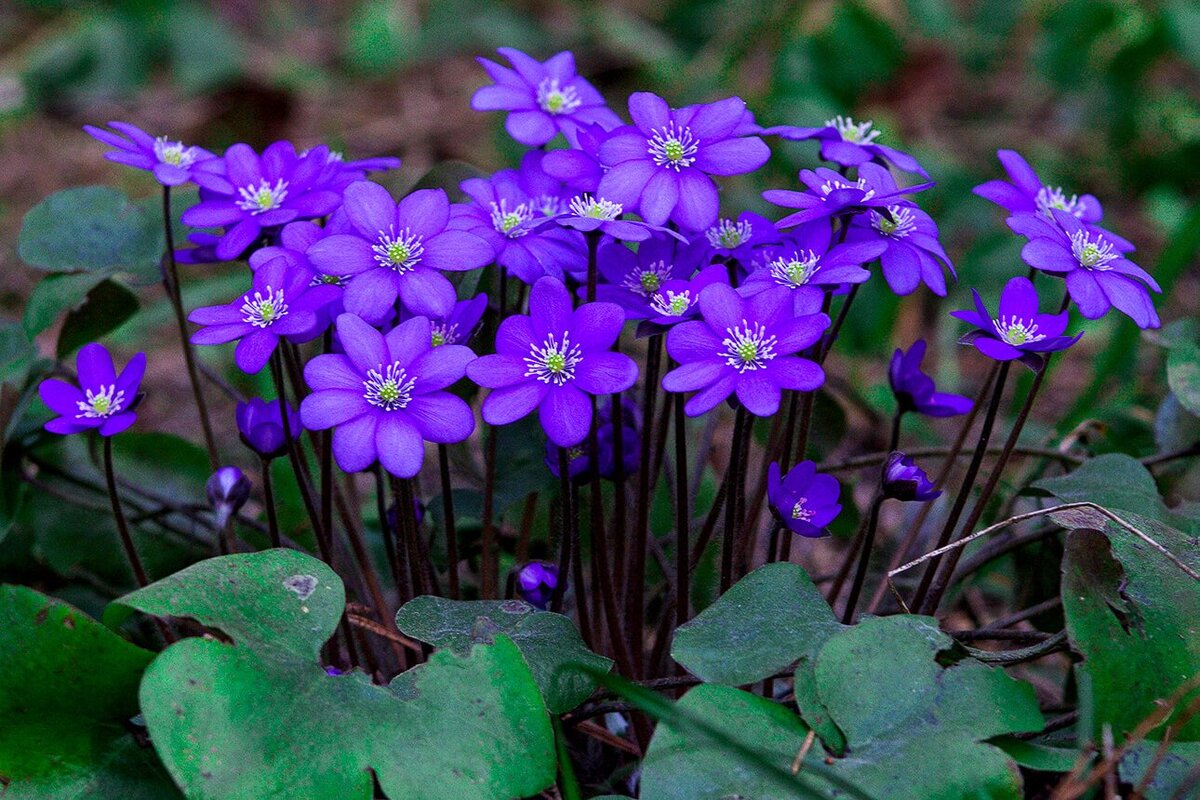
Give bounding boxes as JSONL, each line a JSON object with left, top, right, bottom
{"left": 56, "top": 279, "right": 140, "bottom": 359}
{"left": 1167, "top": 341, "right": 1200, "bottom": 417}
{"left": 396, "top": 595, "right": 611, "bottom": 713}
{"left": 641, "top": 616, "right": 1044, "bottom": 800}
{"left": 1036, "top": 455, "right": 1200, "bottom": 742}
{"left": 1119, "top": 740, "right": 1200, "bottom": 798}
{"left": 117, "top": 551, "right": 556, "bottom": 799}
{"left": 23, "top": 272, "right": 110, "bottom": 338}
{"left": 0, "top": 585, "right": 180, "bottom": 798}
{"left": 18, "top": 186, "right": 162, "bottom": 277}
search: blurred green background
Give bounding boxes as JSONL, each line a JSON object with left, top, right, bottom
{"left": 1, "top": 0, "right": 1198, "bottom": 447}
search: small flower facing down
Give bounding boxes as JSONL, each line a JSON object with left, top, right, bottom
{"left": 236, "top": 397, "right": 300, "bottom": 461}
{"left": 599, "top": 93, "right": 771, "bottom": 231}
{"left": 39, "top": 343, "right": 145, "bottom": 437}
{"left": 544, "top": 396, "right": 641, "bottom": 482}
{"left": 889, "top": 340, "right": 973, "bottom": 418}
{"left": 471, "top": 48, "right": 621, "bottom": 147}
{"left": 951, "top": 277, "right": 1081, "bottom": 369}
{"left": 206, "top": 466, "right": 251, "bottom": 528}
{"left": 301, "top": 314, "right": 477, "bottom": 478}
{"left": 763, "top": 163, "right": 932, "bottom": 229}
{"left": 1019, "top": 210, "right": 1160, "bottom": 329}
{"left": 306, "top": 183, "right": 493, "bottom": 323}
{"left": 763, "top": 116, "right": 930, "bottom": 178}
{"left": 189, "top": 257, "right": 338, "bottom": 374}
{"left": 846, "top": 204, "right": 956, "bottom": 296}
{"left": 84, "top": 121, "right": 216, "bottom": 186}
{"left": 661, "top": 284, "right": 829, "bottom": 417}
{"left": 516, "top": 562, "right": 559, "bottom": 610}
{"left": 181, "top": 141, "right": 343, "bottom": 260}
{"left": 767, "top": 460, "right": 841, "bottom": 538}
{"left": 466, "top": 277, "right": 638, "bottom": 448}
{"left": 973, "top": 149, "right": 1102, "bottom": 224}
{"left": 882, "top": 452, "right": 940, "bottom": 502}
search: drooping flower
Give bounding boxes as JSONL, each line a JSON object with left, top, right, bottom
{"left": 516, "top": 562, "right": 559, "bottom": 610}
{"left": 84, "top": 121, "right": 217, "bottom": 186}
{"left": 973, "top": 149, "right": 1103, "bottom": 224}
{"left": 466, "top": 277, "right": 638, "bottom": 447}
{"left": 766, "top": 460, "right": 842, "bottom": 538}
{"left": 844, "top": 203, "right": 956, "bottom": 296}
{"left": 1018, "top": 210, "right": 1160, "bottom": 329}
{"left": 305, "top": 182, "right": 493, "bottom": 322}
{"left": 598, "top": 93, "right": 771, "bottom": 230}
{"left": 189, "top": 256, "right": 338, "bottom": 374}
{"left": 206, "top": 466, "right": 252, "bottom": 528}
{"left": 661, "top": 284, "right": 829, "bottom": 417}
{"left": 236, "top": 397, "right": 300, "bottom": 460}
{"left": 763, "top": 163, "right": 932, "bottom": 229}
{"left": 763, "top": 116, "right": 929, "bottom": 178}
{"left": 951, "top": 276, "right": 1081, "bottom": 367}
{"left": 554, "top": 193, "right": 681, "bottom": 243}
{"left": 544, "top": 396, "right": 640, "bottom": 482}
{"left": 300, "top": 313, "right": 477, "bottom": 478}
{"left": 449, "top": 155, "right": 585, "bottom": 284}
{"left": 181, "top": 141, "right": 343, "bottom": 259}
{"left": 741, "top": 224, "right": 884, "bottom": 315}
{"left": 889, "top": 340, "right": 972, "bottom": 418}
{"left": 882, "top": 452, "right": 940, "bottom": 502}
{"left": 39, "top": 343, "right": 145, "bottom": 437}
{"left": 594, "top": 233, "right": 704, "bottom": 319}
{"left": 471, "top": 47, "right": 621, "bottom": 146}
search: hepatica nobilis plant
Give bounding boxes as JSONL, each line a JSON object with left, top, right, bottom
{"left": 6, "top": 45, "right": 1193, "bottom": 800}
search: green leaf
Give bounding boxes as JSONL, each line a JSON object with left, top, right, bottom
{"left": 18, "top": 186, "right": 162, "bottom": 276}
{"left": 396, "top": 595, "right": 612, "bottom": 713}
{"left": 0, "top": 321, "right": 36, "bottom": 387}
{"left": 56, "top": 279, "right": 139, "bottom": 359}
{"left": 120, "top": 551, "right": 556, "bottom": 799}
{"left": 1119, "top": 740, "right": 1200, "bottom": 798}
{"left": 165, "top": 0, "right": 244, "bottom": 93}
{"left": 0, "top": 585, "right": 180, "bottom": 798}
{"left": 1155, "top": 392, "right": 1200, "bottom": 453}
{"left": 991, "top": 737, "right": 1081, "bottom": 773}
{"left": 23, "top": 271, "right": 111, "bottom": 338}
{"left": 1167, "top": 341, "right": 1200, "bottom": 416}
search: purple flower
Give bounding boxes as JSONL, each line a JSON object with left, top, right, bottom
{"left": 516, "top": 562, "right": 559, "bottom": 610}
{"left": 311, "top": 150, "right": 401, "bottom": 193}
{"left": 429, "top": 294, "right": 489, "bottom": 347}
{"left": 449, "top": 157, "right": 585, "bottom": 284}
{"left": 471, "top": 48, "right": 621, "bottom": 147}
{"left": 763, "top": 163, "right": 932, "bottom": 229}
{"left": 763, "top": 116, "right": 929, "bottom": 178}
{"left": 889, "top": 340, "right": 972, "bottom": 418}
{"left": 594, "top": 233, "right": 704, "bottom": 319}
{"left": 39, "top": 343, "right": 145, "bottom": 437}
{"left": 250, "top": 216, "right": 353, "bottom": 287}
{"left": 842, "top": 203, "right": 955, "bottom": 296}
{"left": 554, "top": 194, "right": 681, "bottom": 243}
{"left": 305, "top": 182, "right": 493, "bottom": 323}
{"left": 544, "top": 396, "right": 640, "bottom": 482}
{"left": 661, "top": 284, "right": 828, "bottom": 417}
{"left": 189, "top": 256, "right": 338, "bottom": 374}
{"left": 642, "top": 264, "right": 731, "bottom": 328}
{"left": 766, "top": 460, "right": 841, "bottom": 538}
{"left": 206, "top": 466, "right": 251, "bottom": 527}
{"left": 882, "top": 452, "right": 940, "bottom": 502}
{"left": 181, "top": 142, "right": 343, "bottom": 260}
{"left": 236, "top": 397, "right": 300, "bottom": 460}
{"left": 84, "top": 121, "right": 216, "bottom": 186}
{"left": 1019, "top": 210, "right": 1160, "bottom": 329}
{"left": 542, "top": 123, "right": 610, "bottom": 193}
{"left": 741, "top": 225, "right": 884, "bottom": 315}
{"left": 973, "top": 149, "right": 1102, "bottom": 224}
{"left": 466, "top": 277, "right": 638, "bottom": 447}
{"left": 690, "top": 211, "right": 782, "bottom": 268}
{"left": 300, "top": 313, "right": 477, "bottom": 478}
{"left": 598, "top": 93, "right": 771, "bottom": 230}
{"left": 951, "top": 276, "right": 1081, "bottom": 367}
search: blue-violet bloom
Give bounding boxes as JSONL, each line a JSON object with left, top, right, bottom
{"left": 39, "top": 343, "right": 145, "bottom": 437}
{"left": 889, "top": 340, "right": 972, "bottom": 418}
{"left": 763, "top": 163, "right": 932, "bottom": 229}
{"left": 767, "top": 460, "right": 842, "bottom": 538}
{"left": 951, "top": 276, "right": 1081, "bottom": 366}
{"left": 516, "top": 562, "right": 559, "bottom": 610}
{"left": 236, "top": 397, "right": 300, "bottom": 461}
{"left": 763, "top": 116, "right": 929, "bottom": 178}
{"left": 741, "top": 226, "right": 884, "bottom": 315}
{"left": 84, "top": 121, "right": 216, "bottom": 186}
{"left": 973, "top": 149, "right": 1102, "bottom": 224}
{"left": 882, "top": 452, "right": 941, "bottom": 502}
{"left": 846, "top": 204, "right": 956, "bottom": 296}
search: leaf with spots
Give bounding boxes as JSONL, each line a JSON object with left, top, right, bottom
{"left": 117, "top": 551, "right": 556, "bottom": 799}
{"left": 0, "top": 584, "right": 181, "bottom": 798}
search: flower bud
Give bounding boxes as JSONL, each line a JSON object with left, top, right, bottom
{"left": 206, "top": 466, "right": 251, "bottom": 528}
{"left": 882, "top": 452, "right": 941, "bottom": 502}
{"left": 516, "top": 562, "right": 558, "bottom": 610}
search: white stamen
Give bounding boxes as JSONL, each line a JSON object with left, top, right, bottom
{"left": 75, "top": 384, "right": 125, "bottom": 419}
{"left": 240, "top": 286, "right": 289, "bottom": 328}
{"left": 524, "top": 332, "right": 583, "bottom": 386}
{"left": 825, "top": 115, "right": 881, "bottom": 144}
{"left": 489, "top": 200, "right": 534, "bottom": 238}
{"left": 623, "top": 260, "right": 674, "bottom": 296}
{"left": 431, "top": 322, "right": 460, "bottom": 347}
{"left": 993, "top": 316, "right": 1046, "bottom": 346}
{"left": 536, "top": 78, "right": 582, "bottom": 115}
{"left": 769, "top": 250, "right": 821, "bottom": 288}
{"left": 791, "top": 497, "right": 815, "bottom": 521}
{"left": 721, "top": 320, "right": 779, "bottom": 373}
{"left": 650, "top": 290, "right": 693, "bottom": 317}
{"left": 819, "top": 176, "right": 875, "bottom": 202}
{"left": 153, "top": 136, "right": 198, "bottom": 169}
{"left": 363, "top": 361, "right": 416, "bottom": 411}
{"left": 871, "top": 205, "right": 916, "bottom": 238}
{"left": 1069, "top": 230, "right": 1117, "bottom": 271}
{"left": 647, "top": 122, "right": 698, "bottom": 171}
{"left": 372, "top": 225, "right": 426, "bottom": 273}
{"left": 1035, "top": 186, "right": 1085, "bottom": 219}
{"left": 568, "top": 195, "right": 623, "bottom": 221}
{"left": 235, "top": 179, "right": 288, "bottom": 215}
{"left": 706, "top": 218, "right": 753, "bottom": 250}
